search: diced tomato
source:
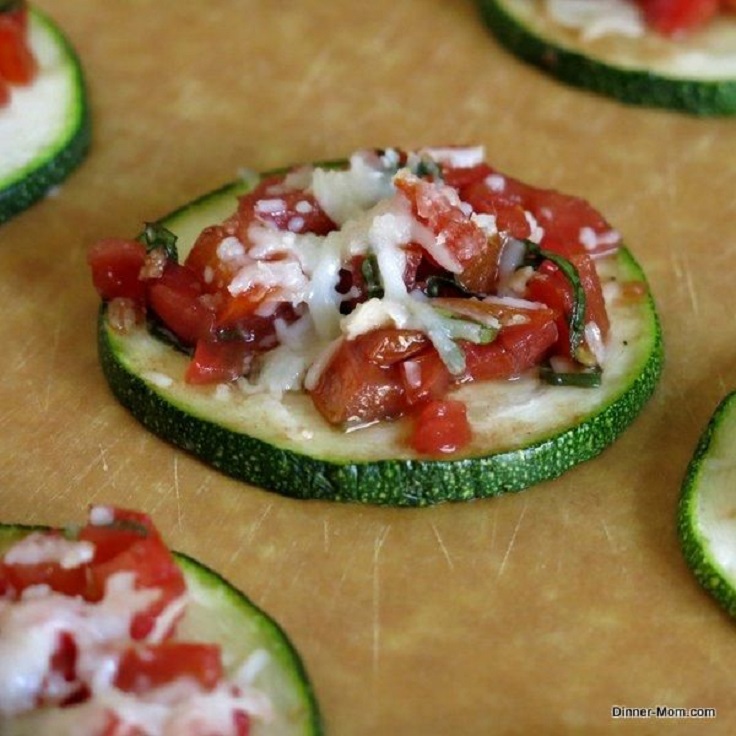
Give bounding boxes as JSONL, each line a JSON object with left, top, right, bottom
{"left": 395, "top": 173, "right": 488, "bottom": 268}
{"left": 115, "top": 642, "right": 224, "bottom": 694}
{"left": 78, "top": 507, "right": 186, "bottom": 640}
{"left": 0, "top": 546, "right": 88, "bottom": 599}
{"left": 147, "top": 263, "right": 215, "bottom": 345}
{"left": 79, "top": 507, "right": 161, "bottom": 563}
{"left": 309, "top": 337, "right": 407, "bottom": 425}
{"left": 401, "top": 349, "right": 452, "bottom": 406}
{"left": 0, "top": 8, "right": 37, "bottom": 86}
{"left": 185, "top": 338, "right": 250, "bottom": 384}
{"left": 525, "top": 252, "right": 609, "bottom": 356}
{"left": 89, "top": 534, "right": 186, "bottom": 640}
{"left": 233, "top": 710, "right": 252, "bottom": 736}
{"left": 87, "top": 239, "right": 148, "bottom": 303}
{"left": 441, "top": 163, "right": 494, "bottom": 189}
{"left": 463, "top": 307, "right": 558, "bottom": 381}
{"left": 460, "top": 180, "right": 532, "bottom": 241}
{"left": 184, "top": 224, "right": 237, "bottom": 294}
{"left": 637, "top": 0, "right": 720, "bottom": 35}
{"left": 409, "top": 399, "right": 471, "bottom": 455}
{"left": 48, "top": 632, "right": 80, "bottom": 704}
{"left": 216, "top": 286, "right": 274, "bottom": 328}
{"left": 459, "top": 168, "right": 619, "bottom": 257}
{"left": 234, "top": 174, "right": 336, "bottom": 241}
{"left": 358, "top": 329, "right": 429, "bottom": 366}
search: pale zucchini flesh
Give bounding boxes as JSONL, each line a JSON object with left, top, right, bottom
{"left": 678, "top": 392, "right": 736, "bottom": 619}
{"left": 0, "top": 8, "right": 90, "bottom": 223}
{"left": 0, "top": 526, "right": 322, "bottom": 736}
{"left": 97, "top": 177, "right": 663, "bottom": 506}
{"left": 477, "top": 0, "right": 736, "bottom": 115}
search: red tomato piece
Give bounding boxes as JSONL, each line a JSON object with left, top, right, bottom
{"left": 0, "top": 9, "right": 37, "bottom": 86}
{"left": 463, "top": 307, "right": 558, "bottom": 381}
{"left": 235, "top": 174, "right": 336, "bottom": 241}
{"left": 233, "top": 710, "right": 252, "bottom": 736}
{"left": 216, "top": 286, "right": 274, "bottom": 328}
{"left": 114, "top": 642, "right": 224, "bottom": 694}
{"left": 79, "top": 507, "right": 162, "bottom": 564}
{"left": 401, "top": 349, "right": 452, "bottom": 406}
{"left": 525, "top": 252, "right": 609, "bottom": 356}
{"left": 441, "top": 163, "right": 494, "bottom": 189}
{"left": 309, "top": 337, "right": 407, "bottom": 425}
{"left": 147, "top": 264, "right": 215, "bottom": 346}
{"left": 78, "top": 507, "right": 185, "bottom": 640}
{"left": 185, "top": 338, "right": 250, "bottom": 384}
{"left": 0, "top": 546, "right": 88, "bottom": 599}
{"left": 460, "top": 180, "right": 532, "bottom": 241}
{"left": 87, "top": 239, "right": 148, "bottom": 303}
{"left": 184, "top": 224, "right": 236, "bottom": 294}
{"left": 358, "top": 328, "right": 430, "bottom": 366}
{"left": 409, "top": 399, "right": 471, "bottom": 455}
{"left": 395, "top": 173, "right": 488, "bottom": 267}
{"left": 89, "top": 535, "right": 186, "bottom": 639}
{"left": 637, "top": 0, "right": 720, "bottom": 34}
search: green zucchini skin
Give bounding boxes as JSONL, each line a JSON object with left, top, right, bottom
{"left": 0, "top": 9, "right": 91, "bottom": 224}
{"left": 476, "top": 0, "right": 736, "bottom": 116}
{"left": 677, "top": 392, "right": 736, "bottom": 620}
{"left": 0, "top": 524, "right": 323, "bottom": 735}
{"left": 95, "top": 161, "right": 663, "bottom": 506}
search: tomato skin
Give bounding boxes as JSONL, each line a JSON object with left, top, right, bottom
{"left": 525, "top": 252, "right": 609, "bottom": 356}
{"left": 87, "top": 239, "right": 148, "bottom": 303}
{"left": 309, "top": 338, "right": 407, "bottom": 425}
{"left": 463, "top": 308, "right": 558, "bottom": 381}
{"left": 395, "top": 173, "right": 488, "bottom": 268}
{"left": 147, "top": 265, "right": 216, "bottom": 346}
{"left": 401, "top": 349, "right": 452, "bottom": 406}
{"left": 357, "top": 328, "right": 429, "bottom": 366}
{"left": 184, "top": 224, "right": 235, "bottom": 294}
{"left": 0, "top": 8, "right": 37, "bottom": 86}
{"left": 185, "top": 338, "right": 250, "bottom": 384}
{"left": 0, "top": 549, "right": 88, "bottom": 599}
{"left": 637, "top": 0, "right": 720, "bottom": 34}
{"left": 409, "top": 399, "right": 471, "bottom": 455}
{"left": 235, "top": 174, "right": 336, "bottom": 242}
{"left": 89, "top": 536, "right": 186, "bottom": 640}
{"left": 114, "top": 642, "right": 224, "bottom": 694}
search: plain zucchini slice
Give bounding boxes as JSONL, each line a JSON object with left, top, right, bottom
{"left": 95, "top": 173, "right": 663, "bottom": 506}
{"left": 477, "top": 0, "right": 736, "bottom": 115}
{"left": 0, "top": 8, "right": 90, "bottom": 224}
{"left": 678, "top": 392, "right": 736, "bottom": 619}
{"left": 0, "top": 524, "right": 322, "bottom": 736}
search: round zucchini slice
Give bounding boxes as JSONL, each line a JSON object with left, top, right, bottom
{"left": 0, "top": 7, "right": 90, "bottom": 224}
{"left": 678, "top": 392, "right": 736, "bottom": 619}
{"left": 476, "top": 0, "right": 736, "bottom": 116}
{"left": 95, "top": 171, "right": 663, "bottom": 507}
{"left": 0, "top": 524, "right": 322, "bottom": 735}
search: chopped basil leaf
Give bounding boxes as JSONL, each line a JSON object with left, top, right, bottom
{"left": 361, "top": 254, "right": 384, "bottom": 299}
{"left": 523, "top": 240, "right": 586, "bottom": 358}
{"left": 141, "top": 222, "right": 179, "bottom": 261}
{"left": 539, "top": 364, "right": 602, "bottom": 388}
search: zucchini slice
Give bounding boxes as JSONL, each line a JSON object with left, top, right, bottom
{"left": 0, "top": 524, "right": 322, "bottom": 736}
{"left": 96, "top": 172, "right": 663, "bottom": 506}
{"left": 477, "top": 0, "right": 736, "bottom": 115}
{"left": 0, "top": 8, "right": 90, "bottom": 224}
{"left": 678, "top": 392, "right": 736, "bottom": 619}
